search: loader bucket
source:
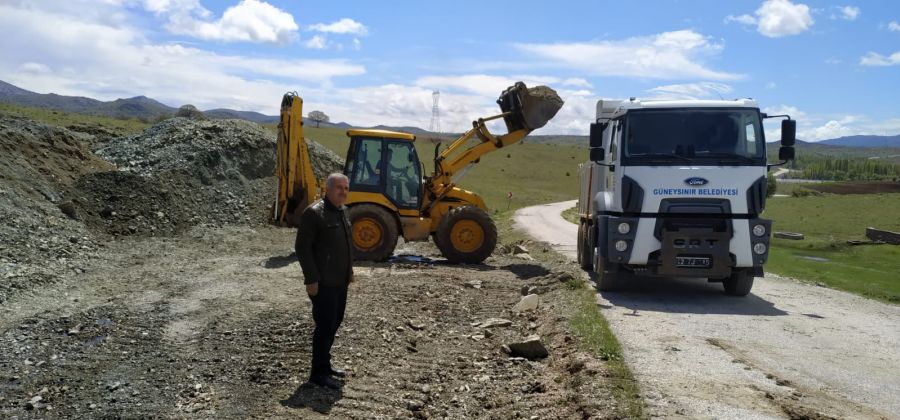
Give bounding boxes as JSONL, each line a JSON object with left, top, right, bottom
{"left": 497, "top": 82, "right": 564, "bottom": 132}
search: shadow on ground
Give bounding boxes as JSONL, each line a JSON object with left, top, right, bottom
{"left": 264, "top": 253, "right": 297, "bottom": 269}
{"left": 591, "top": 272, "right": 788, "bottom": 316}
{"left": 500, "top": 263, "right": 552, "bottom": 279}
{"left": 280, "top": 382, "right": 343, "bottom": 414}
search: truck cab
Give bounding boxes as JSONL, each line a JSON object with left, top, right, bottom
{"left": 577, "top": 98, "right": 796, "bottom": 296}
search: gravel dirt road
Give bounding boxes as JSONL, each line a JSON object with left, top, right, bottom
{"left": 0, "top": 225, "right": 621, "bottom": 418}
{"left": 515, "top": 200, "right": 900, "bottom": 419}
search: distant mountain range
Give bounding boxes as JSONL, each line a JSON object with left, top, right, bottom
{"left": 0, "top": 79, "right": 344, "bottom": 127}
{"left": 2, "top": 80, "right": 899, "bottom": 148}
{"left": 817, "top": 135, "right": 900, "bottom": 148}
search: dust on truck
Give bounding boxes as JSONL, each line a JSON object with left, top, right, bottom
{"left": 576, "top": 98, "right": 796, "bottom": 296}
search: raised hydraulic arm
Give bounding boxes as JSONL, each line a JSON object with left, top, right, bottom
{"left": 273, "top": 92, "right": 321, "bottom": 226}
{"left": 426, "top": 82, "right": 563, "bottom": 199}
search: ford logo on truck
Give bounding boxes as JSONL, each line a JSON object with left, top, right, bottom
{"left": 684, "top": 177, "right": 709, "bottom": 186}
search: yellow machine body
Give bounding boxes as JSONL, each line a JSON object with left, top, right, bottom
{"left": 272, "top": 82, "right": 563, "bottom": 263}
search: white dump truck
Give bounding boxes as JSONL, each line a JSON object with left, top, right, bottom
{"left": 576, "top": 98, "right": 796, "bottom": 296}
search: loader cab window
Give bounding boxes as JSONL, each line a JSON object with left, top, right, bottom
{"left": 385, "top": 141, "right": 421, "bottom": 209}
{"left": 346, "top": 137, "right": 384, "bottom": 192}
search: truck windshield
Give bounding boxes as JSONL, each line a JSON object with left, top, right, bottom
{"left": 622, "top": 108, "right": 765, "bottom": 166}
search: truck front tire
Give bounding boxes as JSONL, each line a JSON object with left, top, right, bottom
{"left": 723, "top": 270, "right": 754, "bottom": 296}
{"left": 595, "top": 269, "right": 620, "bottom": 291}
{"left": 578, "top": 223, "right": 594, "bottom": 271}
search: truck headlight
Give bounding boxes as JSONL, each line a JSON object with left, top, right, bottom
{"left": 752, "top": 224, "right": 766, "bottom": 237}
{"left": 617, "top": 222, "right": 631, "bottom": 235}
{"left": 615, "top": 240, "right": 628, "bottom": 252}
{"left": 753, "top": 243, "right": 767, "bottom": 255}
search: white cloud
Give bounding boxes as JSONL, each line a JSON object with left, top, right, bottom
{"left": 761, "top": 105, "right": 900, "bottom": 141}
{"left": 725, "top": 14, "right": 757, "bottom": 25}
{"left": 158, "top": 0, "right": 299, "bottom": 44}
{"left": 825, "top": 57, "right": 842, "bottom": 64}
{"left": 19, "top": 62, "right": 52, "bottom": 75}
{"left": 763, "top": 105, "right": 807, "bottom": 121}
{"left": 352, "top": 38, "right": 361, "bottom": 50}
{"left": 888, "top": 21, "right": 900, "bottom": 32}
{"left": 308, "top": 18, "right": 368, "bottom": 36}
{"left": 647, "top": 82, "right": 733, "bottom": 100}
{"left": 515, "top": 30, "right": 740, "bottom": 81}
{"left": 0, "top": 2, "right": 362, "bottom": 113}
{"left": 756, "top": 0, "right": 814, "bottom": 37}
{"left": 414, "top": 74, "right": 594, "bottom": 99}
{"left": 765, "top": 81, "right": 777, "bottom": 89}
{"left": 561, "top": 78, "right": 592, "bottom": 88}
{"left": 729, "top": 0, "right": 814, "bottom": 37}
{"left": 801, "top": 120, "right": 857, "bottom": 140}
{"left": 305, "top": 35, "right": 327, "bottom": 49}
{"left": 859, "top": 51, "right": 900, "bottom": 66}
{"left": 834, "top": 6, "right": 860, "bottom": 21}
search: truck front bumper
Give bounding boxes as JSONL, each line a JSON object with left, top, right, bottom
{"left": 601, "top": 216, "right": 772, "bottom": 277}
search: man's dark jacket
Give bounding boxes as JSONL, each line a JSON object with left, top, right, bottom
{"left": 295, "top": 198, "right": 353, "bottom": 287}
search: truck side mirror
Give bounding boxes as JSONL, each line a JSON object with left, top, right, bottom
{"left": 781, "top": 119, "right": 796, "bottom": 146}
{"left": 589, "top": 122, "right": 604, "bottom": 148}
{"left": 779, "top": 146, "right": 795, "bottom": 161}
{"left": 590, "top": 147, "right": 606, "bottom": 162}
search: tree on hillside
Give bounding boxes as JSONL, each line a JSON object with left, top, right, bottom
{"left": 308, "top": 110, "right": 329, "bottom": 128}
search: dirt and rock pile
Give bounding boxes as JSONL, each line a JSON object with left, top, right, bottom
{"left": 0, "top": 115, "right": 110, "bottom": 302}
{"left": 74, "top": 117, "right": 343, "bottom": 236}
{"left": 1, "top": 113, "right": 343, "bottom": 300}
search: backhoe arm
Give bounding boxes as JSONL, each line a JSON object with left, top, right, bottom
{"left": 431, "top": 115, "right": 529, "bottom": 187}
{"left": 273, "top": 92, "right": 321, "bottom": 226}
{"left": 427, "top": 82, "right": 563, "bottom": 196}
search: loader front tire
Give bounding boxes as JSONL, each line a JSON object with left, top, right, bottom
{"left": 348, "top": 204, "right": 398, "bottom": 262}
{"left": 436, "top": 206, "right": 497, "bottom": 264}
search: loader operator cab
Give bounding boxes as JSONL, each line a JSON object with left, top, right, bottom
{"left": 344, "top": 129, "right": 422, "bottom": 210}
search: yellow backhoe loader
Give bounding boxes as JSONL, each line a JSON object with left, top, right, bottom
{"left": 273, "top": 82, "right": 563, "bottom": 263}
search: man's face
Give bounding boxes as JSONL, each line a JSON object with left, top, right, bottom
{"left": 326, "top": 177, "right": 350, "bottom": 207}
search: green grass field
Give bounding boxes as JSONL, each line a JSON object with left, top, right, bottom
{"left": 302, "top": 125, "right": 584, "bottom": 213}
{"left": 0, "top": 102, "right": 149, "bottom": 134}
{"left": 764, "top": 193, "right": 900, "bottom": 303}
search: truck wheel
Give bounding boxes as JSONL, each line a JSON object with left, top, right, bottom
{"left": 723, "top": 270, "right": 754, "bottom": 296}
{"left": 348, "top": 204, "right": 398, "bottom": 262}
{"left": 436, "top": 206, "right": 497, "bottom": 264}
{"left": 579, "top": 223, "right": 594, "bottom": 271}
{"left": 596, "top": 269, "right": 620, "bottom": 291}
{"left": 577, "top": 223, "right": 585, "bottom": 267}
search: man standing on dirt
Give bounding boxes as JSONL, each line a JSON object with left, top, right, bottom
{"left": 295, "top": 172, "right": 353, "bottom": 390}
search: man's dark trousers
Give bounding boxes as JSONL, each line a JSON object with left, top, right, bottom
{"left": 310, "top": 285, "right": 347, "bottom": 377}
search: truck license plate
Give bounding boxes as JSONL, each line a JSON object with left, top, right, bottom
{"left": 675, "top": 256, "right": 711, "bottom": 268}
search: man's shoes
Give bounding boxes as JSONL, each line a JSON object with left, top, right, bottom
{"left": 309, "top": 375, "right": 342, "bottom": 390}
{"left": 329, "top": 367, "right": 347, "bottom": 378}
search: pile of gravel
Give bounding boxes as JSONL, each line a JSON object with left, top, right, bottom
{"left": 94, "top": 117, "right": 343, "bottom": 182}
{"left": 0, "top": 114, "right": 345, "bottom": 300}
{"left": 75, "top": 117, "right": 343, "bottom": 236}
{"left": 0, "top": 114, "right": 109, "bottom": 302}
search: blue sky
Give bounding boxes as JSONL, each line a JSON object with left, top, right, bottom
{"left": 1, "top": 0, "right": 898, "bottom": 140}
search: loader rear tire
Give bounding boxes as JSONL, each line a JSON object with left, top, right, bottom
{"left": 348, "top": 204, "right": 398, "bottom": 262}
{"left": 436, "top": 206, "right": 497, "bottom": 264}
